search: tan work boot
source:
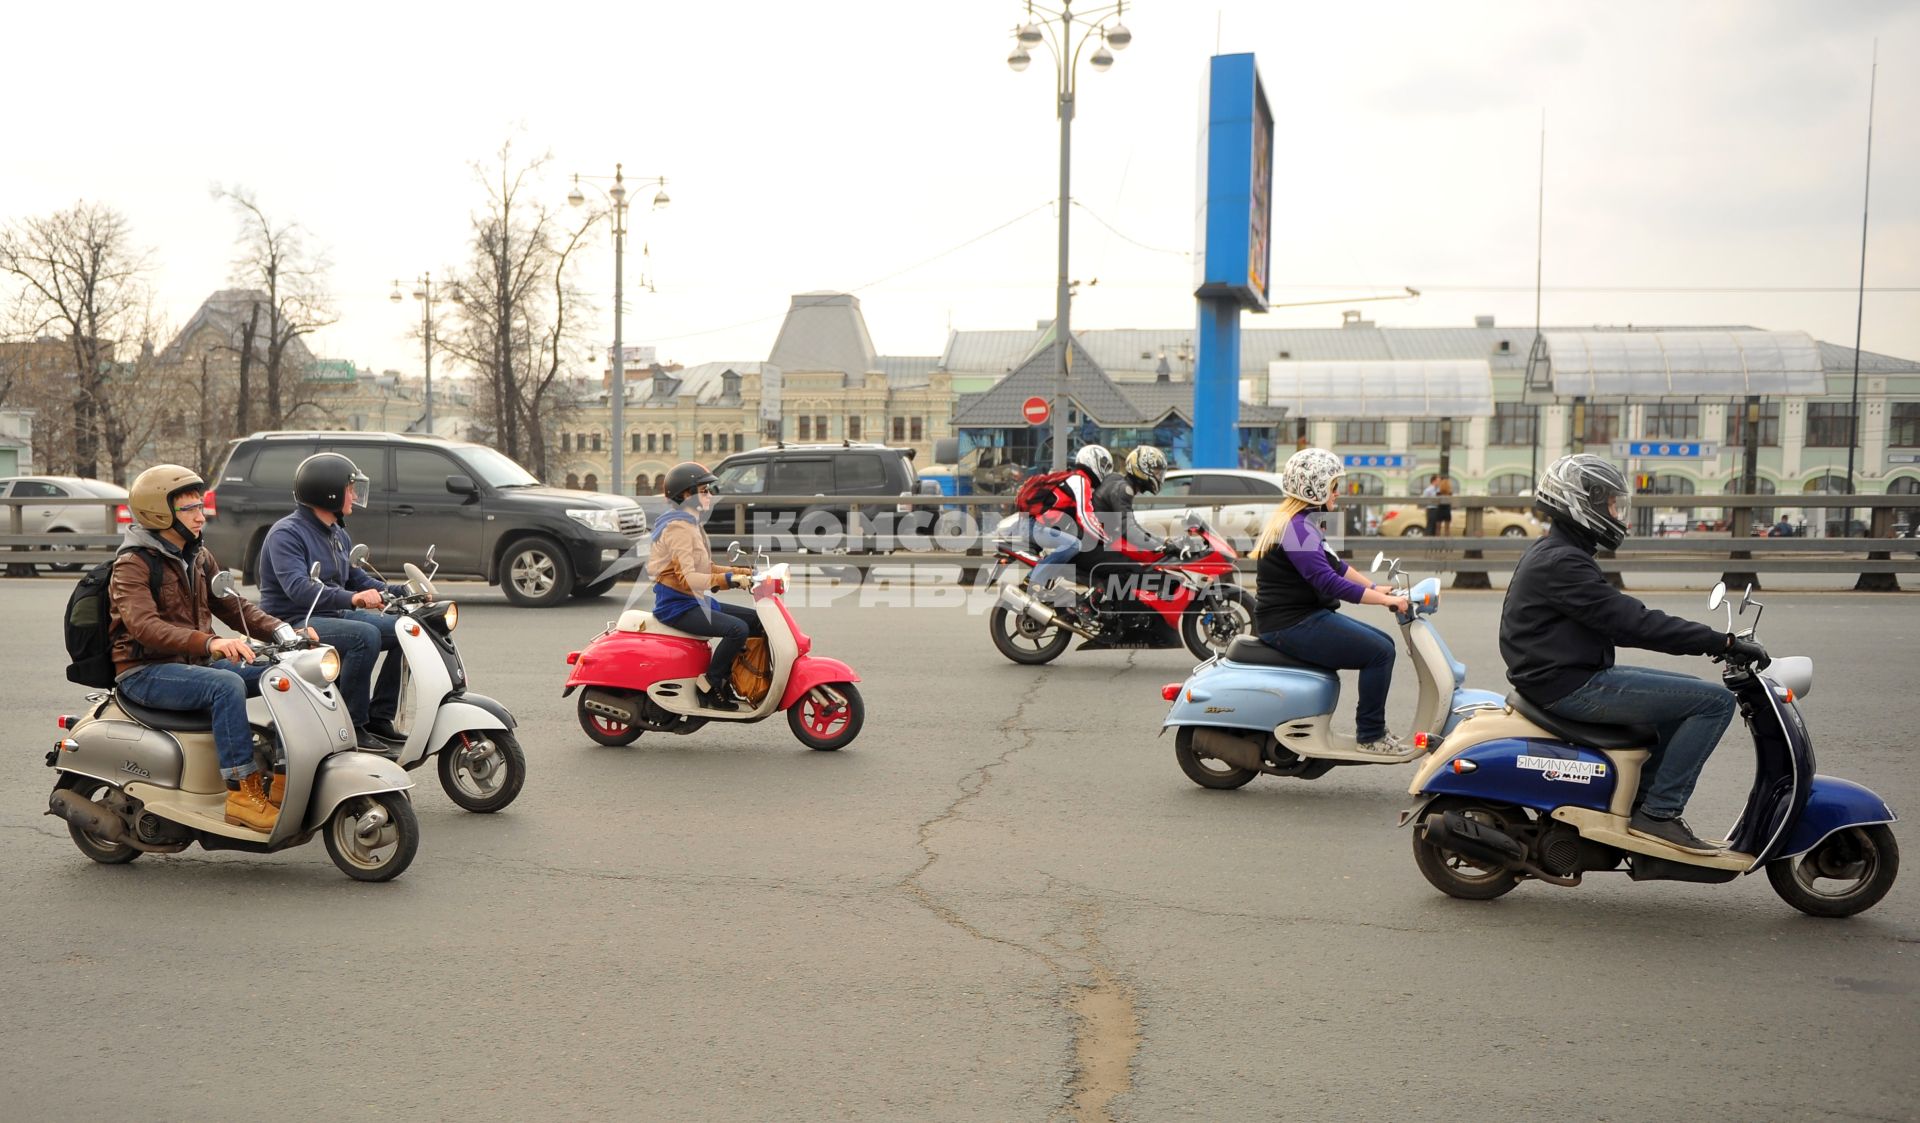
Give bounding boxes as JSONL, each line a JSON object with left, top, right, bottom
{"left": 265, "top": 769, "right": 289, "bottom": 810}
{"left": 224, "top": 773, "right": 279, "bottom": 832}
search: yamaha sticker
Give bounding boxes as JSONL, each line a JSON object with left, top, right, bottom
{"left": 1516, "top": 755, "right": 1606, "bottom": 785}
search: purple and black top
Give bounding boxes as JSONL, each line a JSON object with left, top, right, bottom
{"left": 1253, "top": 511, "right": 1368, "bottom": 633}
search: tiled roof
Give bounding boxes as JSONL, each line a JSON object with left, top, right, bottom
{"left": 766, "top": 292, "right": 878, "bottom": 382}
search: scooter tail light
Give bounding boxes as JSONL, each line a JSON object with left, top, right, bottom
{"left": 566, "top": 651, "right": 580, "bottom": 665}
{"left": 1413, "top": 731, "right": 1429, "bottom": 750}
{"left": 55, "top": 714, "right": 78, "bottom": 730}
{"left": 1160, "top": 683, "right": 1181, "bottom": 701}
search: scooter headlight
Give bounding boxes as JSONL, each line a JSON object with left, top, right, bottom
{"left": 443, "top": 601, "right": 458, "bottom": 632}
{"left": 318, "top": 646, "right": 341, "bottom": 683}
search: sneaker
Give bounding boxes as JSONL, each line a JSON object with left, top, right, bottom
{"left": 355, "top": 727, "right": 401, "bottom": 754}
{"left": 224, "top": 773, "right": 279, "bottom": 832}
{"left": 1356, "top": 733, "right": 1405, "bottom": 756}
{"left": 705, "top": 683, "right": 745, "bottom": 713}
{"left": 1628, "top": 810, "right": 1722, "bottom": 855}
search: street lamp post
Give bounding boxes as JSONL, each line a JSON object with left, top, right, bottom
{"left": 568, "top": 164, "right": 669, "bottom": 495}
{"left": 389, "top": 273, "right": 462, "bottom": 434}
{"left": 1006, "top": 1, "right": 1131, "bottom": 471}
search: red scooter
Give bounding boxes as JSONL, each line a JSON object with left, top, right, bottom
{"left": 562, "top": 562, "right": 865, "bottom": 750}
{"left": 985, "top": 518, "right": 1255, "bottom": 665}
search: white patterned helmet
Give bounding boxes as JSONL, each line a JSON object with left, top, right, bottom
{"left": 1073, "top": 444, "right": 1113, "bottom": 481}
{"left": 1124, "top": 446, "right": 1168, "bottom": 493}
{"left": 1282, "top": 447, "right": 1345, "bottom": 506}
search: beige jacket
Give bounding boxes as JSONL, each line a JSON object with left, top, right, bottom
{"left": 646, "top": 518, "right": 748, "bottom": 595}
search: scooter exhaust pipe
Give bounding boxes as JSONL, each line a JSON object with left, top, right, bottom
{"left": 1420, "top": 810, "right": 1528, "bottom": 867}
{"left": 581, "top": 688, "right": 638, "bottom": 726}
{"left": 48, "top": 788, "right": 131, "bottom": 844}
{"left": 1420, "top": 810, "right": 1581, "bottom": 887}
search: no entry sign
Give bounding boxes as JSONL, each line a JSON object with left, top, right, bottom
{"left": 1022, "top": 396, "right": 1051, "bottom": 426}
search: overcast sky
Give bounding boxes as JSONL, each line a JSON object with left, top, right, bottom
{"left": 7, "top": 0, "right": 1916, "bottom": 378}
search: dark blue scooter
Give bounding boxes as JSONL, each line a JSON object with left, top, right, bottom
{"left": 1402, "top": 584, "right": 1899, "bottom": 917}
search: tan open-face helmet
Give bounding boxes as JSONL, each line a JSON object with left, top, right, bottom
{"left": 129, "top": 464, "right": 206, "bottom": 530}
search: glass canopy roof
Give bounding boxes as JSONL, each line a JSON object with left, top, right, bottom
{"left": 1542, "top": 330, "right": 1826, "bottom": 396}
{"left": 1265, "top": 359, "right": 1495, "bottom": 418}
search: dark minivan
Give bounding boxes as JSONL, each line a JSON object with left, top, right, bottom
{"left": 705, "top": 442, "right": 930, "bottom": 549}
{"left": 202, "top": 431, "right": 647, "bottom": 607}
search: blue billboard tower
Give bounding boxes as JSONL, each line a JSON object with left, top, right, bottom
{"left": 1192, "top": 53, "right": 1274, "bottom": 468}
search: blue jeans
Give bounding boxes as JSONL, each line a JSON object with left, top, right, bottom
{"left": 311, "top": 610, "right": 401, "bottom": 727}
{"left": 659, "top": 600, "right": 765, "bottom": 685}
{"left": 1029, "top": 519, "right": 1083, "bottom": 594}
{"left": 118, "top": 660, "right": 270, "bottom": 780}
{"left": 1545, "top": 664, "right": 1736, "bottom": 818}
{"left": 1260, "top": 610, "right": 1396, "bottom": 742}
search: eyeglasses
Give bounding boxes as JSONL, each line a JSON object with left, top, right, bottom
{"left": 173, "top": 502, "right": 207, "bottom": 515}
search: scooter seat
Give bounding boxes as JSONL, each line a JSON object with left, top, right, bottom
{"left": 615, "top": 609, "right": 708, "bottom": 642}
{"left": 1222, "top": 636, "right": 1334, "bottom": 674}
{"left": 114, "top": 694, "right": 214, "bottom": 733}
{"left": 1507, "top": 692, "right": 1655, "bottom": 750}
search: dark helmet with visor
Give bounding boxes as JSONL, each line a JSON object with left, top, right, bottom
{"left": 1535, "top": 453, "right": 1631, "bottom": 550}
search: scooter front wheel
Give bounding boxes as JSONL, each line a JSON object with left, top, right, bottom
{"left": 789, "top": 682, "right": 864, "bottom": 751}
{"left": 324, "top": 792, "right": 419, "bottom": 882}
{"left": 1412, "top": 798, "right": 1523, "bottom": 900}
{"left": 1765, "top": 824, "right": 1899, "bottom": 918}
{"left": 1173, "top": 726, "right": 1257, "bottom": 790}
{"left": 988, "top": 605, "right": 1072, "bottom": 665}
{"left": 437, "top": 730, "right": 527, "bottom": 813}
{"left": 577, "top": 694, "right": 644, "bottom": 746}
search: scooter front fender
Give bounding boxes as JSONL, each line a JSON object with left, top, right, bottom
{"left": 1161, "top": 660, "right": 1337, "bottom": 732}
{"left": 425, "top": 699, "right": 513, "bottom": 758}
{"left": 779, "top": 656, "right": 860, "bottom": 711}
{"left": 1774, "top": 775, "right": 1898, "bottom": 861}
{"left": 302, "top": 752, "right": 414, "bottom": 834}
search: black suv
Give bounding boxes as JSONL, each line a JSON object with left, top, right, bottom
{"left": 706, "top": 442, "right": 932, "bottom": 548}
{"left": 202, "top": 432, "right": 647, "bottom": 607}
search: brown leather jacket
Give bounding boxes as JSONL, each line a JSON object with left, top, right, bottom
{"left": 646, "top": 518, "right": 747, "bottom": 595}
{"left": 109, "top": 529, "right": 284, "bottom": 678}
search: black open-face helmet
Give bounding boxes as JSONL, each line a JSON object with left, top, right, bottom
{"left": 293, "top": 453, "right": 371, "bottom": 517}
{"left": 663, "top": 461, "right": 720, "bottom": 506}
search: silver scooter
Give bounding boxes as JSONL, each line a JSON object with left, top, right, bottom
{"left": 45, "top": 567, "right": 420, "bottom": 882}
{"left": 351, "top": 544, "right": 524, "bottom": 812}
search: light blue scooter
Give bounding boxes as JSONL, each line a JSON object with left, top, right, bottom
{"left": 1160, "top": 553, "right": 1504, "bottom": 789}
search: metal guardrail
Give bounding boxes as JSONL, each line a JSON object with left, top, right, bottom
{"left": 7, "top": 493, "right": 1915, "bottom": 588}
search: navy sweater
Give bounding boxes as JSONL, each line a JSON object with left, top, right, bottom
{"left": 257, "top": 507, "right": 391, "bottom": 620}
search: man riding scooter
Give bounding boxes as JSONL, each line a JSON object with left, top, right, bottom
{"left": 646, "top": 461, "right": 759, "bottom": 712}
{"left": 1503, "top": 453, "right": 1769, "bottom": 855}
{"left": 108, "top": 464, "right": 311, "bottom": 830}
{"left": 257, "top": 453, "right": 404, "bottom": 752}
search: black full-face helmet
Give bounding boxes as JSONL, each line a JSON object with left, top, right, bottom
{"left": 294, "top": 453, "right": 370, "bottom": 517}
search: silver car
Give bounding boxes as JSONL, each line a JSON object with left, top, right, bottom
{"left": 0, "top": 475, "right": 129, "bottom": 571}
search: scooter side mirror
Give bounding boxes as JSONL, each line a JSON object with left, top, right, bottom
{"left": 210, "top": 572, "right": 236, "bottom": 599}
{"left": 1371, "top": 550, "right": 1386, "bottom": 573}
{"left": 1708, "top": 582, "right": 1727, "bottom": 611}
{"left": 349, "top": 543, "right": 370, "bottom": 566}
{"left": 727, "top": 541, "right": 744, "bottom": 562}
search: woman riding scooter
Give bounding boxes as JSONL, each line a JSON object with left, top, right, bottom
{"left": 1251, "top": 447, "right": 1411, "bottom": 755}
{"left": 646, "top": 462, "right": 760, "bottom": 712}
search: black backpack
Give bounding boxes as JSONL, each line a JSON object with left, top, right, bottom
{"left": 65, "top": 549, "right": 163, "bottom": 688}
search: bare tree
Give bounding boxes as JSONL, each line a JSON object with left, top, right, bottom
{"left": 213, "top": 185, "right": 334, "bottom": 431}
{"left": 0, "top": 201, "right": 152, "bottom": 479}
{"left": 442, "top": 141, "right": 596, "bottom": 478}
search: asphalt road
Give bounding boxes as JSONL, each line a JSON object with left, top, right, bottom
{"left": 1, "top": 575, "right": 1916, "bottom": 1122}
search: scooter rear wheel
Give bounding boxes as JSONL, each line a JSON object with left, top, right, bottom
{"left": 53, "top": 774, "right": 140, "bottom": 865}
{"left": 1765, "top": 824, "right": 1899, "bottom": 918}
{"left": 1173, "top": 727, "right": 1257, "bottom": 790}
{"left": 988, "top": 605, "right": 1072, "bottom": 665}
{"left": 1412, "top": 798, "right": 1523, "bottom": 900}
{"left": 577, "top": 694, "right": 644, "bottom": 746}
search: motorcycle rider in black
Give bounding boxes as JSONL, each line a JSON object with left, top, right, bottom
{"left": 1079, "top": 446, "right": 1183, "bottom": 612}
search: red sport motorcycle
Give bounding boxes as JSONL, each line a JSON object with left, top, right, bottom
{"left": 985, "top": 518, "right": 1254, "bottom": 665}
{"left": 562, "top": 561, "right": 865, "bottom": 751}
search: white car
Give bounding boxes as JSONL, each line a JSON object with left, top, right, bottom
{"left": 991, "top": 468, "right": 1287, "bottom": 550}
{"left": 0, "top": 475, "right": 130, "bottom": 571}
